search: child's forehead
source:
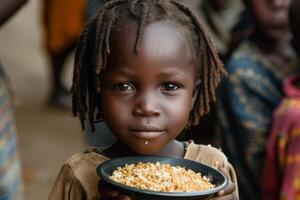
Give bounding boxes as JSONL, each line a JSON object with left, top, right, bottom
{"left": 112, "top": 18, "right": 187, "bottom": 39}
{"left": 109, "top": 19, "right": 194, "bottom": 61}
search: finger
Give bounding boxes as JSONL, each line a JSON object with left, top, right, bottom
{"left": 117, "top": 195, "right": 132, "bottom": 200}
{"left": 99, "top": 181, "right": 119, "bottom": 199}
{"left": 100, "top": 189, "right": 119, "bottom": 199}
{"left": 216, "top": 182, "right": 235, "bottom": 196}
{"left": 210, "top": 194, "right": 235, "bottom": 200}
{"left": 106, "top": 189, "right": 119, "bottom": 197}
{"left": 100, "top": 192, "right": 119, "bottom": 200}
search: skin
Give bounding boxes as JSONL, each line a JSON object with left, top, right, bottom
{"left": 101, "top": 20, "right": 196, "bottom": 157}
{"left": 246, "top": 0, "right": 292, "bottom": 69}
{"left": 99, "top": 19, "right": 236, "bottom": 200}
{"left": 248, "top": 0, "right": 291, "bottom": 45}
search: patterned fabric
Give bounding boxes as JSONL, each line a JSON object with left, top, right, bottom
{"left": 215, "top": 40, "right": 298, "bottom": 200}
{"left": 42, "top": 0, "right": 86, "bottom": 54}
{"left": 262, "top": 75, "right": 300, "bottom": 200}
{"left": 0, "top": 65, "right": 23, "bottom": 200}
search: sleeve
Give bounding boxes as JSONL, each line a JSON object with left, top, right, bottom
{"left": 221, "top": 162, "right": 239, "bottom": 198}
{"left": 279, "top": 113, "right": 300, "bottom": 200}
{"left": 262, "top": 106, "right": 300, "bottom": 200}
{"left": 261, "top": 112, "right": 282, "bottom": 200}
{"left": 192, "top": 144, "right": 239, "bottom": 198}
{"left": 48, "top": 164, "right": 86, "bottom": 200}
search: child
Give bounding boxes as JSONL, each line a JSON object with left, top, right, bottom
{"left": 262, "top": 0, "right": 300, "bottom": 199}
{"left": 215, "top": 0, "right": 298, "bottom": 199}
{"left": 198, "top": 0, "right": 251, "bottom": 61}
{"left": 49, "top": 0, "right": 238, "bottom": 199}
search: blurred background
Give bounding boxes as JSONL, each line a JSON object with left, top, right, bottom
{"left": 1, "top": 0, "right": 299, "bottom": 200}
{"left": 0, "top": 1, "right": 87, "bottom": 199}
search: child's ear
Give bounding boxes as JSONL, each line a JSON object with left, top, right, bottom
{"left": 191, "top": 79, "right": 201, "bottom": 108}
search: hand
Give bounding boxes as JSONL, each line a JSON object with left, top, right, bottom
{"left": 98, "top": 180, "right": 132, "bottom": 200}
{"left": 210, "top": 181, "right": 238, "bottom": 200}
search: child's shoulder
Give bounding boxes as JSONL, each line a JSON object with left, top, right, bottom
{"left": 64, "top": 147, "right": 109, "bottom": 179}
{"left": 66, "top": 147, "right": 108, "bottom": 166}
{"left": 49, "top": 148, "right": 109, "bottom": 199}
{"left": 185, "top": 142, "right": 228, "bottom": 168}
{"left": 185, "top": 142, "right": 238, "bottom": 193}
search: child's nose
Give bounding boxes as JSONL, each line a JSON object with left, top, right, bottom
{"left": 132, "top": 93, "right": 160, "bottom": 117}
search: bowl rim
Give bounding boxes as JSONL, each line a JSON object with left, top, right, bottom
{"left": 97, "top": 155, "right": 228, "bottom": 198}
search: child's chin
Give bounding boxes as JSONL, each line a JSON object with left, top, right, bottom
{"left": 132, "top": 146, "right": 159, "bottom": 156}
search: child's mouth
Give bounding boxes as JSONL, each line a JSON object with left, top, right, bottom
{"left": 129, "top": 129, "right": 165, "bottom": 139}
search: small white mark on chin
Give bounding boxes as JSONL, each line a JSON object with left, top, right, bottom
{"left": 145, "top": 141, "right": 149, "bottom": 145}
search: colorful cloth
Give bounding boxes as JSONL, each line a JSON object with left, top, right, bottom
{"left": 0, "top": 65, "right": 23, "bottom": 200}
{"left": 42, "top": 0, "right": 86, "bottom": 54}
{"left": 48, "top": 142, "right": 238, "bottom": 200}
{"left": 262, "top": 75, "right": 300, "bottom": 200}
{"left": 215, "top": 40, "right": 298, "bottom": 200}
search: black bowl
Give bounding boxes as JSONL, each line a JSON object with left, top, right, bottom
{"left": 97, "top": 156, "right": 228, "bottom": 200}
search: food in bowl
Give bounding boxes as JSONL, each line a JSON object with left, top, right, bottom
{"left": 110, "top": 161, "right": 215, "bottom": 192}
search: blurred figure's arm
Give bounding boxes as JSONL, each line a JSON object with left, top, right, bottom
{"left": 0, "top": 0, "right": 28, "bottom": 26}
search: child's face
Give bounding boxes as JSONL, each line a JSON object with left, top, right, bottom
{"left": 100, "top": 20, "right": 197, "bottom": 155}
{"left": 248, "top": 0, "right": 291, "bottom": 41}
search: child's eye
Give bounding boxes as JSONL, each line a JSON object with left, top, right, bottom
{"left": 161, "top": 82, "right": 180, "bottom": 91}
{"left": 114, "top": 82, "right": 135, "bottom": 92}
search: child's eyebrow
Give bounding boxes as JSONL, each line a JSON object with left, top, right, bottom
{"left": 157, "top": 69, "right": 191, "bottom": 79}
{"left": 111, "top": 67, "right": 192, "bottom": 80}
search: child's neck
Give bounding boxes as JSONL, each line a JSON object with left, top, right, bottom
{"left": 104, "top": 140, "right": 185, "bottom": 158}
{"left": 153, "top": 140, "right": 185, "bottom": 158}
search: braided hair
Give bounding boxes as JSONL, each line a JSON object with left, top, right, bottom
{"left": 72, "top": 0, "right": 226, "bottom": 131}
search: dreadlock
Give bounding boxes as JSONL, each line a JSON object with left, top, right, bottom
{"left": 72, "top": 0, "right": 226, "bottom": 131}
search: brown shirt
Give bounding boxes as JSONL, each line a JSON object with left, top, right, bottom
{"left": 48, "top": 142, "right": 238, "bottom": 200}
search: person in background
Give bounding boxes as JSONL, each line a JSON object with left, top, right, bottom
{"left": 262, "top": 0, "right": 300, "bottom": 199}
{"left": 185, "top": 0, "right": 252, "bottom": 61}
{"left": 48, "top": 1, "right": 239, "bottom": 199}
{"left": 215, "top": 0, "right": 298, "bottom": 199}
{"left": 42, "top": 0, "right": 85, "bottom": 108}
{"left": 178, "top": 0, "right": 252, "bottom": 146}
{"left": 0, "top": 0, "right": 28, "bottom": 199}
{"left": 198, "top": 0, "right": 252, "bottom": 61}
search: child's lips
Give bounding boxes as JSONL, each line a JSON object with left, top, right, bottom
{"left": 129, "top": 129, "right": 165, "bottom": 139}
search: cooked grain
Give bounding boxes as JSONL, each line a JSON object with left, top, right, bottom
{"left": 110, "top": 162, "right": 215, "bottom": 192}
